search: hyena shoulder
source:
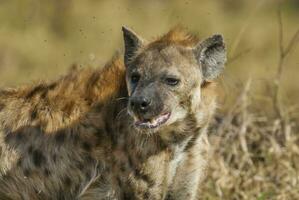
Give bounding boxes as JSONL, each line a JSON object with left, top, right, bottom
{"left": 0, "top": 56, "right": 125, "bottom": 133}
{"left": 0, "top": 56, "right": 126, "bottom": 199}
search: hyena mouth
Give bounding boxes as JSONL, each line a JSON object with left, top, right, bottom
{"left": 134, "top": 112, "right": 171, "bottom": 129}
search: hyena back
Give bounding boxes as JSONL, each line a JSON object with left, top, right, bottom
{"left": 0, "top": 27, "right": 226, "bottom": 200}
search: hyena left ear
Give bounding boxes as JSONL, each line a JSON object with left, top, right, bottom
{"left": 122, "top": 26, "right": 144, "bottom": 66}
{"left": 193, "top": 34, "right": 227, "bottom": 81}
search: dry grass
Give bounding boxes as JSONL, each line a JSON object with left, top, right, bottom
{"left": 201, "top": 10, "right": 299, "bottom": 199}
{"left": 202, "top": 82, "right": 299, "bottom": 199}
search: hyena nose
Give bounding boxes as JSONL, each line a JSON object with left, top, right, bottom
{"left": 130, "top": 96, "right": 151, "bottom": 112}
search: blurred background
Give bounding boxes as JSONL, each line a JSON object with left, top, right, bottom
{"left": 0, "top": 0, "right": 298, "bottom": 104}
{"left": 0, "top": 0, "right": 298, "bottom": 199}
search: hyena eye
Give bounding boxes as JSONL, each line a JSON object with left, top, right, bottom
{"left": 165, "top": 77, "right": 180, "bottom": 86}
{"left": 131, "top": 73, "right": 140, "bottom": 84}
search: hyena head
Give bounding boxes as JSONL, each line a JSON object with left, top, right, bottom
{"left": 122, "top": 27, "right": 226, "bottom": 133}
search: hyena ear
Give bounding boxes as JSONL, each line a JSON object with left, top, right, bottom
{"left": 193, "top": 34, "right": 227, "bottom": 81}
{"left": 122, "top": 26, "right": 144, "bottom": 66}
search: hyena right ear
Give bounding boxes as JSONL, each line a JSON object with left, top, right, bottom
{"left": 193, "top": 34, "right": 227, "bottom": 81}
{"left": 122, "top": 26, "right": 144, "bottom": 66}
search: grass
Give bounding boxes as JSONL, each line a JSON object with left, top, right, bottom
{"left": 0, "top": 1, "right": 299, "bottom": 199}
{"left": 201, "top": 11, "right": 299, "bottom": 198}
{"left": 201, "top": 82, "right": 299, "bottom": 199}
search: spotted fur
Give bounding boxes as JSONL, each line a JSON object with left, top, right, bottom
{"left": 0, "top": 27, "right": 226, "bottom": 199}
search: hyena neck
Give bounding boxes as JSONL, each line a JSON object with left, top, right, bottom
{"left": 107, "top": 100, "right": 206, "bottom": 161}
{"left": 158, "top": 113, "right": 207, "bottom": 149}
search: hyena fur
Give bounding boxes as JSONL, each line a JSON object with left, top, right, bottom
{"left": 0, "top": 26, "right": 226, "bottom": 200}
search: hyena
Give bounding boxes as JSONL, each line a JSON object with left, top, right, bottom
{"left": 0, "top": 27, "right": 226, "bottom": 200}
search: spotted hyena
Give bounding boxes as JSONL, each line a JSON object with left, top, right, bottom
{"left": 0, "top": 27, "right": 226, "bottom": 199}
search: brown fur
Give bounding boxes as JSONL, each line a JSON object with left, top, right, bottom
{"left": 0, "top": 56, "right": 125, "bottom": 133}
{"left": 149, "top": 26, "right": 200, "bottom": 48}
{"left": 0, "top": 27, "right": 226, "bottom": 199}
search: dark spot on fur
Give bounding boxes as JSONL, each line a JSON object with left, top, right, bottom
{"left": 28, "top": 146, "right": 33, "bottom": 154}
{"left": 75, "top": 162, "right": 84, "bottom": 170}
{"left": 89, "top": 72, "right": 100, "bottom": 86}
{"left": 170, "top": 131, "right": 188, "bottom": 145}
{"left": 52, "top": 154, "right": 57, "bottom": 163}
{"left": 86, "top": 72, "right": 100, "bottom": 101}
{"left": 143, "top": 191, "right": 150, "bottom": 199}
{"left": 32, "top": 149, "right": 46, "bottom": 167}
{"left": 184, "top": 127, "right": 201, "bottom": 151}
{"left": 127, "top": 155, "right": 134, "bottom": 168}
{"left": 44, "top": 168, "right": 51, "bottom": 177}
{"left": 64, "top": 177, "right": 72, "bottom": 187}
{"left": 25, "top": 84, "right": 47, "bottom": 99}
{"left": 81, "top": 123, "right": 89, "bottom": 129}
{"left": 135, "top": 152, "right": 143, "bottom": 162}
{"left": 94, "top": 128, "right": 105, "bottom": 145}
{"left": 15, "top": 133, "right": 25, "bottom": 142}
{"left": 84, "top": 155, "right": 94, "bottom": 164}
{"left": 134, "top": 170, "right": 155, "bottom": 187}
{"left": 72, "top": 134, "right": 80, "bottom": 145}
{"left": 116, "top": 177, "right": 122, "bottom": 187}
{"left": 40, "top": 90, "right": 48, "bottom": 99}
{"left": 4, "top": 132, "right": 13, "bottom": 143}
{"left": 82, "top": 141, "right": 92, "bottom": 152}
{"left": 201, "top": 80, "right": 211, "bottom": 88}
{"left": 23, "top": 169, "right": 31, "bottom": 177}
{"left": 118, "top": 122, "right": 125, "bottom": 132}
{"left": 93, "top": 103, "right": 103, "bottom": 112}
{"left": 63, "top": 101, "right": 75, "bottom": 115}
{"left": 165, "top": 193, "right": 172, "bottom": 200}
{"left": 104, "top": 120, "right": 114, "bottom": 142}
{"left": 48, "top": 82, "right": 57, "bottom": 90}
{"left": 17, "top": 159, "right": 23, "bottom": 167}
{"left": 57, "top": 190, "right": 67, "bottom": 200}
{"left": 123, "top": 191, "right": 134, "bottom": 200}
{"left": 120, "top": 164, "right": 126, "bottom": 172}
{"left": 0, "top": 90, "right": 15, "bottom": 96}
{"left": 31, "top": 109, "right": 38, "bottom": 120}
{"left": 33, "top": 187, "right": 43, "bottom": 196}
{"left": 26, "top": 126, "right": 44, "bottom": 138}
{"left": 55, "top": 132, "right": 65, "bottom": 145}
{"left": 105, "top": 166, "right": 111, "bottom": 173}
{"left": 85, "top": 171, "right": 91, "bottom": 179}
{"left": 156, "top": 137, "right": 167, "bottom": 151}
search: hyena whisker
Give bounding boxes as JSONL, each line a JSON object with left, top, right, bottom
{"left": 115, "top": 96, "right": 129, "bottom": 102}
